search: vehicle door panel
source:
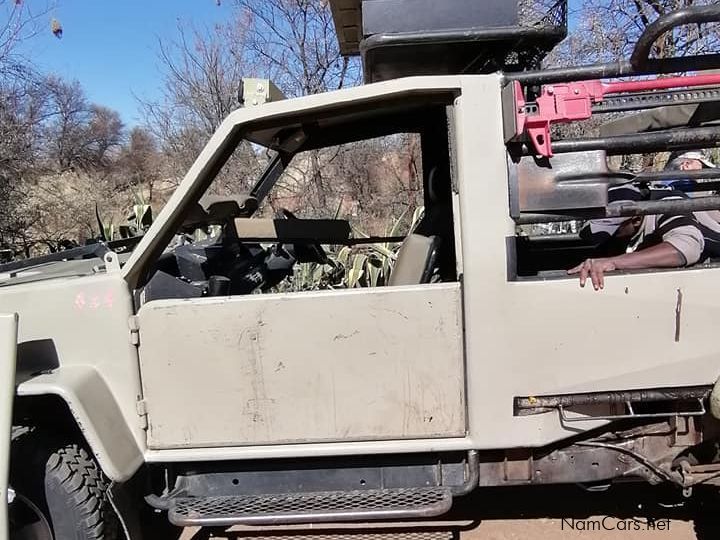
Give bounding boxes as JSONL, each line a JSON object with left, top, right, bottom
{"left": 137, "top": 283, "right": 465, "bottom": 449}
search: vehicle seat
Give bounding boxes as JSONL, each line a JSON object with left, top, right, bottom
{"left": 388, "top": 233, "right": 440, "bottom": 286}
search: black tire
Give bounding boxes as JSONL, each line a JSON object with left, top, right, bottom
{"left": 10, "top": 432, "right": 119, "bottom": 540}
{"left": 694, "top": 519, "right": 719, "bottom": 540}
{"left": 693, "top": 489, "right": 720, "bottom": 540}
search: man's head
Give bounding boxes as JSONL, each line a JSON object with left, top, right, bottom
{"left": 616, "top": 215, "right": 643, "bottom": 238}
{"left": 666, "top": 151, "right": 716, "bottom": 171}
{"left": 583, "top": 214, "right": 644, "bottom": 243}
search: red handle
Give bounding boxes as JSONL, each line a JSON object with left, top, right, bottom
{"left": 515, "top": 72, "right": 720, "bottom": 157}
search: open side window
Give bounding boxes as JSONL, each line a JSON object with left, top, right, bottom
{"left": 502, "top": 5, "right": 720, "bottom": 280}
{"left": 137, "top": 93, "right": 459, "bottom": 303}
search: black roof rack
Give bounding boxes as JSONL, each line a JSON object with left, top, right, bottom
{"left": 330, "top": 0, "right": 568, "bottom": 83}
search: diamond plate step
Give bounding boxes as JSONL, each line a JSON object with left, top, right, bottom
{"left": 212, "top": 533, "right": 455, "bottom": 540}
{"left": 168, "top": 487, "right": 453, "bottom": 527}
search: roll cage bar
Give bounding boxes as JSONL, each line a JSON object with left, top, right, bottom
{"left": 506, "top": 4, "right": 720, "bottom": 224}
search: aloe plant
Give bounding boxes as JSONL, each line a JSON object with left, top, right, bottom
{"left": 279, "top": 207, "right": 424, "bottom": 291}
{"left": 96, "top": 189, "right": 154, "bottom": 242}
{"left": 342, "top": 206, "right": 424, "bottom": 288}
{"left": 129, "top": 191, "right": 153, "bottom": 234}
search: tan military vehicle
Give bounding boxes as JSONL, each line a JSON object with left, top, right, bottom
{"left": 5, "top": 2, "right": 720, "bottom": 539}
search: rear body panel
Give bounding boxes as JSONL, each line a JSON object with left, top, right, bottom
{"left": 455, "top": 77, "right": 720, "bottom": 447}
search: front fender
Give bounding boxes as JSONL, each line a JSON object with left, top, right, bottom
{"left": 16, "top": 366, "right": 143, "bottom": 482}
{"left": 1, "top": 313, "right": 18, "bottom": 540}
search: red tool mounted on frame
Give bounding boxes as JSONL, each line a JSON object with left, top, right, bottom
{"left": 515, "top": 73, "right": 720, "bottom": 157}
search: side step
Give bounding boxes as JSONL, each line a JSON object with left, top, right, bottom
{"left": 167, "top": 487, "right": 453, "bottom": 527}
{"left": 200, "top": 533, "right": 456, "bottom": 540}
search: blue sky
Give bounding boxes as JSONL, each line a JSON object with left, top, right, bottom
{"left": 13, "top": 1, "right": 584, "bottom": 128}
{"left": 17, "top": 0, "right": 233, "bottom": 126}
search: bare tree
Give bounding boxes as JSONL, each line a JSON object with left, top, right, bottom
{"left": 0, "top": 77, "right": 45, "bottom": 175}
{"left": 42, "top": 77, "right": 91, "bottom": 169}
{"left": 120, "top": 127, "right": 163, "bottom": 201}
{"left": 236, "top": 0, "right": 359, "bottom": 96}
{"left": 0, "top": 0, "right": 54, "bottom": 253}
{"left": 148, "top": 22, "right": 246, "bottom": 137}
{"left": 141, "top": 21, "right": 262, "bottom": 193}
{"left": 84, "top": 105, "right": 124, "bottom": 168}
{"left": 0, "top": 5, "right": 150, "bottom": 257}
{"left": 550, "top": 0, "right": 720, "bottom": 66}
{"left": 212, "top": 0, "right": 364, "bottom": 218}
{"left": 41, "top": 78, "right": 125, "bottom": 171}
{"left": 0, "top": 0, "right": 50, "bottom": 77}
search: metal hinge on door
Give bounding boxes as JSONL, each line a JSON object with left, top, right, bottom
{"left": 136, "top": 398, "right": 148, "bottom": 430}
{"left": 128, "top": 315, "right": 140, "bottom": 346}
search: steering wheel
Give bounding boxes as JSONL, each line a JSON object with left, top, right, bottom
{"left": 280, "top": 208, "right": 329, "bottom": 264}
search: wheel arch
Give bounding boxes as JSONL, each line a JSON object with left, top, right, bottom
{"left": 15, "top": 366, "right": 144, "bottom": 482}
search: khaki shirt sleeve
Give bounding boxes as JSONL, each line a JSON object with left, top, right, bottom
{"left": 660, "top": 218, "right": 704, "bottom": 266}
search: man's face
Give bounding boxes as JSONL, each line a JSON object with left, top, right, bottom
{"left": 678, "top": 159, "right": 703, "bottom": 171}
{"left": 616, "top": 216, "right": 643, "bottom": 238}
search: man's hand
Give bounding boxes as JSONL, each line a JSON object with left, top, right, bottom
{"left": 568, "top": 257, "right": 617, "bottom": 290}
{"left": 567, "top": 242, "right": 686, "bottom": 291}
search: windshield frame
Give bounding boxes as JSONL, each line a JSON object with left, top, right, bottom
{"left": 119, "top": 76, "right": 463, "bottom": 289}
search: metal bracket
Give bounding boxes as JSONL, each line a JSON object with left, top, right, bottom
{"left": 239, "top": 78, "right": 286, "bottom": 107}
{"left": 128, "top": 315, "right": 140, "bottom": 346}
{"left": 104, "top": 250, "right": 120, "bottom": 272}
{"left": 514, "top": 73, "right": 720, "bottom": 156}
{"left": 559, "top": 398, "right": 706, "bottom": 423}
{"left": 135, "top": 399, "right": 148, "bottom": 430}
{"left": 450, "top": 450, "right": 479, "bottom": 496}
{"left": 506, "top": 6, "right": 720, "bottom": 86}
{"left": 516, "top": 386, "right": 712, "bottom": 417}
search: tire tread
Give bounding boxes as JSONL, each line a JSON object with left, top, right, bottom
{"left": 11, "top": 430, "right": 118, "bottom": 540}
{"left": 46, "top": 443, "right": 118, "bottom": 540}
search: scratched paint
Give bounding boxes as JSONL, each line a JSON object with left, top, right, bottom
{"left": 137, "top": 284, "right": 465, "bottom": 449}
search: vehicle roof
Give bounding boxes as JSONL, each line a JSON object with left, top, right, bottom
{"left": 329, "top": 0, "right": 362, "bottom": 55}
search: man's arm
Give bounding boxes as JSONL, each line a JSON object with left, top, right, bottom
{"left": 568, "top": 242, "right": 685, "bottom": 290}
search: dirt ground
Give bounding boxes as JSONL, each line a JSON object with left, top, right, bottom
{"left": 462, "top": 519, "right": 694, "bottom": 540}
{"left": 182, "top": 518, "right": 696, "bottom": 539}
